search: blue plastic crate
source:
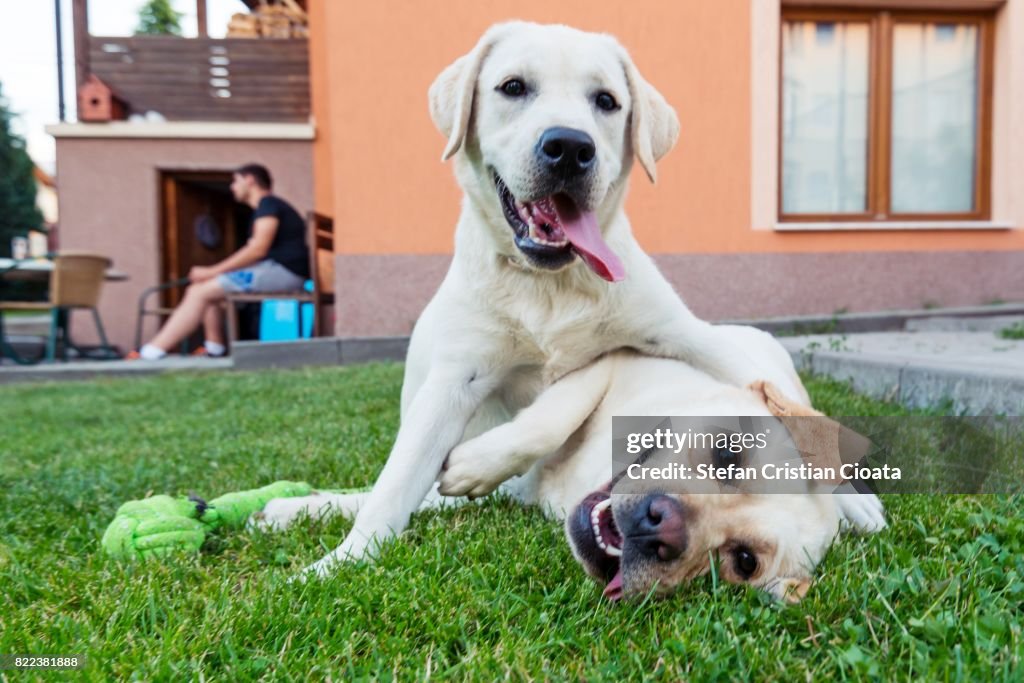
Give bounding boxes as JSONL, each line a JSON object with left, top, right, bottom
{"left": 258, "top": 281, "right": 314, "bottom": 341}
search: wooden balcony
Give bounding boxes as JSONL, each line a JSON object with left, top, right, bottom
{"left": 87, "top": 35, "right": 309, "bottom": 123}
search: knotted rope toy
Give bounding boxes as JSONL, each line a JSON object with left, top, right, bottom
{"left": 102, "top": 480, "right": 343, "bottom": 559}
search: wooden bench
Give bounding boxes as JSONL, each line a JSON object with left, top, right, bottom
{"left": 225, "top": 212, "right": 334, "bottom": 344}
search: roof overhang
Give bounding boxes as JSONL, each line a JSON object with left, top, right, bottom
{"left": 46, "top": 121, "right": 315, "bottom": 141}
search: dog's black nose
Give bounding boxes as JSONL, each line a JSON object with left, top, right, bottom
{"left": 624, "top": 494, "right": 688, "bottom": 561}
{"left": 537, "top": 127, "right": 596, "bottom": 178}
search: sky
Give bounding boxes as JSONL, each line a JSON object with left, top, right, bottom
{"left": 0, "top": 0, "right": 242, "bottom": 173}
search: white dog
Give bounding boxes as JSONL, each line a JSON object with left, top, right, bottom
{"left": 258, "top": 337, "right": 886, "bottom": 600}
{"left": 296, "top": 22, "right": 814, "bottom": 578}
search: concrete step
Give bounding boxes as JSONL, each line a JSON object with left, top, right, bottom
{"left": 782, "top": 332, "right": 1024, "bottom": 415}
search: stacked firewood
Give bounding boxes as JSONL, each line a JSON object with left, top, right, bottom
{"left": 227, "top": 0, "right": 308, "bottom": 39}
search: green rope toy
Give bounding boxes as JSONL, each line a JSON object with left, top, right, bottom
{"left": 101, "top": 481, "right": 362, "bottom": 560}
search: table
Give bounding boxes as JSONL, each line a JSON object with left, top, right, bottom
{"left": 0, "top": 258, "right": 129, "bottom": 282}
{"left": 0, "top": 258, "right": 128, "bottom": 364}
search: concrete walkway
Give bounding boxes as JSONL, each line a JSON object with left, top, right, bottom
{"left": 0, "top": 337, "right": 410, "bottom": 385}
{"left": 0, "top": 355, "right": 234, "bottom": 383}
{"left": 3, "top": 304, "right": 1023, "bottom": 416}
{"left": 781, "top": 329, "right": 1024, "bottom": 415}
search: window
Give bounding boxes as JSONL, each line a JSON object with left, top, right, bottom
{"left": 779, "top": 9, "right": 994, "bottom": 222}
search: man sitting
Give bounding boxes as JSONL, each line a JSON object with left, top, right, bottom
{"left": 131, "top": 163, "right": 309, "bottom": 360}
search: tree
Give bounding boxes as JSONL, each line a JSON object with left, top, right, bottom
{"left": 0, "top": 81, "right": 43, "bottom": 258}
{"left": 135, "top": 0, "right": 184, "bottom": 36}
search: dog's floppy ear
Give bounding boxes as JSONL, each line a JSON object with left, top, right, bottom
{"left": 748, "top": 380, "right": 824, "bottom": 418}
{"left": 617, "top": 46, "right": 680, "bottom": 183}
{"left": 428, "top": 24, "right": 511, "bottom": 161}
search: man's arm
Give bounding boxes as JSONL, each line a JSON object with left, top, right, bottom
{"left": 191, "top": 216, "right": 279, "bottom": 280}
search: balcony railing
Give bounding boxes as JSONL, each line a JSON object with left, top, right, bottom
{"left": 88, "top": 35, "right": 310, "bottom": 123}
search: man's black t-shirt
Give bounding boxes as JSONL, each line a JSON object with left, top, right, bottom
{"left": 252, "top": 195, "right": 310, "bottom": 279}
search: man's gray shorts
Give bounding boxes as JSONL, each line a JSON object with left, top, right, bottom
{"left": 217, "top": 260, "right": 305, "bottom": 294}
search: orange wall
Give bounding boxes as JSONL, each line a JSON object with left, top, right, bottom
{"left": 308, "top": 0, "right": 333, "bottom": 214}
{"left": 309, "top": 0, "right": 1024, "bottom": 256}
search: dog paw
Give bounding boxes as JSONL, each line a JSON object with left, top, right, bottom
{"left": 836, "top": 490, "right": 887, "bottom": 534}
{"left": 292, "top": 534, "right": 377, "bottom": 582}
{"left": 294, "top": 555, "right": 337, "bottom": 583}
{"left": 247, "top": 496, "right": 316, "bottom": 532}
{"left": 438, "top": 441, "right": 515, "bottom": 498}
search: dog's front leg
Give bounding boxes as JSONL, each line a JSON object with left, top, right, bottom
{"left": 251, "top": 486, "right": 470, "bottom": 533}
{"left": 439, "top": 358, "right": 614, "bottom": 497}
{"left": 640, "top": 309, "right": 761, "bottom": 390}
{"left": 300, "top": 363, "right": 498, "bottom": 578}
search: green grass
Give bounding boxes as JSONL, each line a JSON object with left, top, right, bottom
{"left": 0, "top": 310, "right": 48, "bottom": 318}
{"left": 0, "top": 365, "right": 1021, "bottom": 680}
{"left": 998, "top": 322, "right": 1024, "bottom": 340}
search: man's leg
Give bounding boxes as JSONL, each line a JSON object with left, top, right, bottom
{"left": 203, "top": 301, "right": 226, "bottom": 348}
{"left": 147, "top": 279, "right": 226, "bottom": 353}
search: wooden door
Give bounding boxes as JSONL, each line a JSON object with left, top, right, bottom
{"left": 159, "top": 171, "right": 247, "bottom": 308}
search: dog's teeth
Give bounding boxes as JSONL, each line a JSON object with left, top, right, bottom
{"left": 527, "top": 218, "right": 549, "bottom": 244}
{"left": 590, "top": 498, "right": 622, "bottom": 557}
{"left": 527, "top": 218, "right": 568, "bottom": 247}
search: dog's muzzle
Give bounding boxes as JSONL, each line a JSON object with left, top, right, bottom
{"left": 492, "top": 171, "right": 626, "bottom": 282}
{"left": 536, "top": 127, "right": 597, "bottom": 180}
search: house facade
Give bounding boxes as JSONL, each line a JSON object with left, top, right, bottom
{"left": 308, "top": 0, "right": 1024, "bottom": 336}
{"left": 33, "top": 165, "right": 58, "bottom": 230}
{"left": 47, "top": 0, "right": 314, "bottom": 350}
{"left": 48, "top": 0, "right": 1024, "bottom": 348}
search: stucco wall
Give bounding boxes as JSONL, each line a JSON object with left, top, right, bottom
{"left": 312, "top": 0, "right": 755, "bottom": 256}
{"left": 53, "top": 134, "right": 313, "bottom": 350}
{"left": 307, "top": 0, "right": 1024, "bottom": 335}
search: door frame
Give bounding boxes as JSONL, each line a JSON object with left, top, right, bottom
{"left": 157, "top": 169, "right": 238, "bottom": 308}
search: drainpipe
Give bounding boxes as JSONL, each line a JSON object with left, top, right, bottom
{"left": 55, "top": 0, "right": 65, "bottom": 121}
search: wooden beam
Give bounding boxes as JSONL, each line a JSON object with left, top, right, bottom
{"left": 72, "top": 0, "right": 89, "bottom": 92}
{"left": 196, "top": 0, "right": 207, "bottom": 37}
{"left": 782, "top": 0, "right": 1005, "bottom": 9}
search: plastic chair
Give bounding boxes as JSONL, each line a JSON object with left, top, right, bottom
{"left": 0, "top": 252, "right": 116, "bottom": 363}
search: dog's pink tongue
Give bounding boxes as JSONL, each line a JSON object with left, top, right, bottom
{"left": 603, "top": 570, "right": 624, "bottom": 601}
{"left": 552, "top": 195, "right": 626, "bottom": 282}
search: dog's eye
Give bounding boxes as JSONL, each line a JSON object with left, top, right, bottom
{"left": 595, "top": 92, "right": 620, "bottom": 112}
{"left": 499, "top": 79, "right": 527, "bottom": 97}
{"left": 711, "top": 445, "right": 742, "bottom": 473}
{"left": 733, "top": 547, "right": 758, "bottom": 579}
